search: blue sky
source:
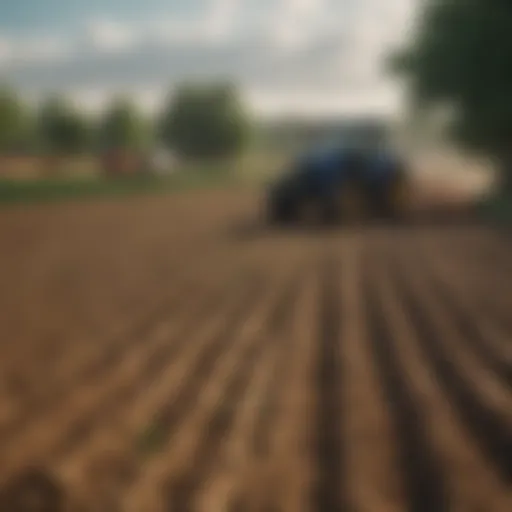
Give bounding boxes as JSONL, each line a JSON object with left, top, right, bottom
{"left": 0, "top": 0, "right": 417, "bottom": 117}
{"left": 0, "top": 1, "right": 202, "bottom": 33}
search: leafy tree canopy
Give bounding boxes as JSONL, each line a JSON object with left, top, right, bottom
{"left": 160, "top": 82, "right": 250, "bottom": 159}
{"left": 0, "top": 86, "right": 32, "bottom": 152}
{"left": 98, "top": 97, "right": 149, "bottom": 151}
{"left": 38, "top": 96, "right": 91, "bottom": 154}
{"left": 390, "top": 0, "right": 512, "bottom": 157}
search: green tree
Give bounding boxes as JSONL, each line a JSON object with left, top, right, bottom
{"left": 0, "top": 86, "right": 32, "bottom": 153}
{"left": 97, "top": 97, "right": 150, "bottom": 176}
{"left": 98, "top": 97, "right": 149, "bottom": 151}
{"left": 160, "top": 82, "right": 250, "bottom": 159}
{"left": 38, "top": 96, "right": 91, "bottom": 155}
{"left": 390, "top": 0, "right": 512, "bottom": 187}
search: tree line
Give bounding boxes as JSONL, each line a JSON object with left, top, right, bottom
{"left": 4, "top": 0, "right": 510, "bottom": 182}
{"left": 0, "top": 82, "right": 251, "bottom": 165}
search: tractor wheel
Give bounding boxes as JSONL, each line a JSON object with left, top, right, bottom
{"left": 387, "top": 172, "right": 411, "bottom": 221}
{"left": 267, "top": 198, "right": 291, "bottom": 226}
{"left": 336, "top": 181, "right": 369, "bottom": 224}
{"left": 296, "top": 196, "right": 324, "bottom": 226}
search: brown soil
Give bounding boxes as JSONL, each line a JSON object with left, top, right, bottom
{"left": 0, "top": 188, "right": 510, "bottom": 511}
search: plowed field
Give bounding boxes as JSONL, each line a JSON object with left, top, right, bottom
{"left": 0, "top": 189, "right": 511, "bottom": 512}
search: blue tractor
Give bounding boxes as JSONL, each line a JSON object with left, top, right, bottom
{"left": 265, "top": 129, "right": 411, "bottom": 225}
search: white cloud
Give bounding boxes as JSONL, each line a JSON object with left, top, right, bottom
{"left": 23, "top": 38, "right": 70, "bottom": 62}
{"left": 86, "top": 19, "right": 140, "bottom": 52}
{"left": 264, "top": 0, "right": 329, "bottom": 50}
{"left": 205, "top": 0, "right": 240, "bottom": 40}
{"left": 86, "top": 1, "right": 240, "bottom": 49}
{"left": 0, "top": 0, "right": 421, "bottom": 116}
{"left": 247, "top": 87, "right": 401, "bottom": 119}
{"left": 0, "top": 37, "right": 12, "bottom": 67}
{"left": 0, "top": 35, "right": 71, "bottom": 67}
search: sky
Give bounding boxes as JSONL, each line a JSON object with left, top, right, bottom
{"left": 0, "top": 0, "right": 418, "bottom": 118}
